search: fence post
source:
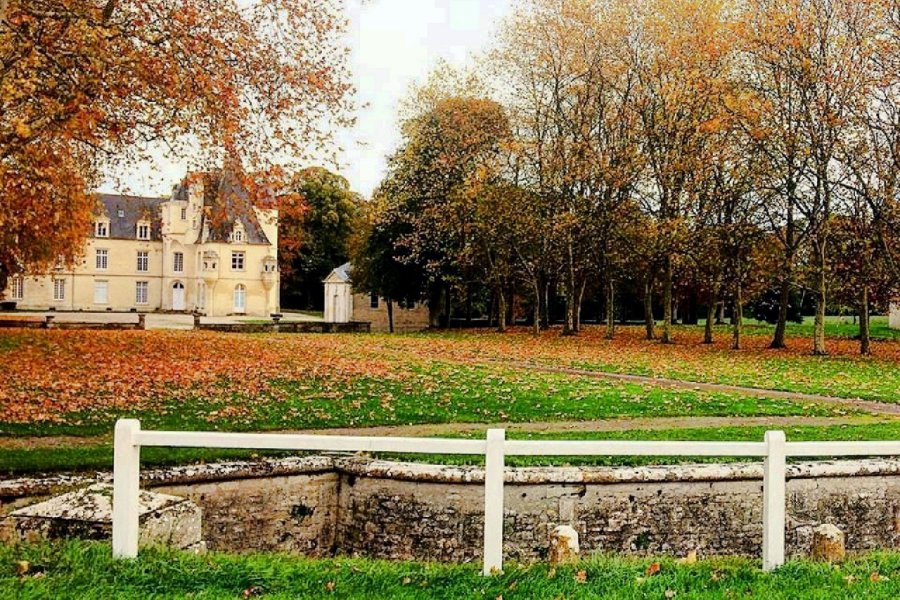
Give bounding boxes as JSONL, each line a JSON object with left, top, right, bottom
{"left": 113, "top": 419, "right": 141, "bottom": 559}
{"left": 762, "top": 430, "right": 786, "bottom": 571}
{"left": 482, "top": 428, "right": 506, "bottom": 575}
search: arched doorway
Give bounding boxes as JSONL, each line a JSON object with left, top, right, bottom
{"left": 172, "top": 281, "right": 186, "bottom": 311}
{"left": 233, "top": 284, "right": 246, "bottom": 314}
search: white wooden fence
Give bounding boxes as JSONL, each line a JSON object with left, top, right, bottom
{"left": 111, "top": 419, "right": 900, "bottom": 573}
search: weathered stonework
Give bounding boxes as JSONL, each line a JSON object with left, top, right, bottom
{"left": 0, "top": 484, "right": 202, "bottom": 550}
{"left": 155, "top": 471, "right": 338, "bottom": 554}
{"left": 2, "top": 457, "right": 899, "bottom": 562}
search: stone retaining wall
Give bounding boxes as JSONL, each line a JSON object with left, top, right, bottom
{"left": 195, "top": 321, "right": 370, "bottom": 334}
{"left": 3, "top": 456, "right": 899, "bottom": 561}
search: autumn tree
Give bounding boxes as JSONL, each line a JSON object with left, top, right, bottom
{"left": 628, "top": 0, "right": 736, "bottom": 344}
{"left": 493, "top": 0, "right": 643, "bottom": 336}
{"left": 0, "top": 0, "right": 352, "bottom": 291}
{"left": 834, "top": 0, "right": 900, "bottom": 354}
{"left": 379, "top": 86, "right": 512, "bottom": 327}
{"left": 351, "top": 194, "right": 429, "bottom": 333}
{"left": 741, "top": 0, "right": 882, "bottom": 354}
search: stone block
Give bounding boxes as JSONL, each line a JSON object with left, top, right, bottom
{"left": 0, "top": 484, "right": 202, "bottom": 550}
{"left": 811, "top": 524, "right": 845, "bottom": 562}
{"left": 549, "top": 525, "right": 580, "bottom": 565}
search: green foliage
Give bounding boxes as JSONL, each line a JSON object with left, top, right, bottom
{"left": 280, "top": 167, "right": 362, "bottom": 310}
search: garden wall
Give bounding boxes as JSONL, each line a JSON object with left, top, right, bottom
{"left": 2, "top": 456, "right": 899, "bottom": 561}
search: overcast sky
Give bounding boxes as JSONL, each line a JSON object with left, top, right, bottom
{"left": 100, "top": 0, "right": 514, "bottom": 199}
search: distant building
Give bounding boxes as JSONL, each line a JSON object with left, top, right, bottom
{"left": 3, "top": 168, "right": 279, "bottom": 317}
{"left": 890, "top": 302, "right": 900, "bottom": 330}
{"left": 323, "top": 262, "right": 428, "bottom": 332}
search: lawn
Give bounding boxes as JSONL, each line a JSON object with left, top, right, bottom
{"left": 1, "top": 324, "right": 899, "bottom": 474}
{"left": 2, "top": 541, "right": 899, "bottom": 599}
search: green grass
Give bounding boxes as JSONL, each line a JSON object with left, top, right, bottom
{"left": 3, "top": 421, "right": 897, "bottom": 476}
{"left": 737, "top": 315, "right": 900, "bottom": 341}
{"left": 1, "top": 363, "right": 845, "bottom": 439}
{"left": 282, "top": 309, "right": 325, "bottom": 318}
{"left": 2, "top": 541, "right": 899, "bottom": 599}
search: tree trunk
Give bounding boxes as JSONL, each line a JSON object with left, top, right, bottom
{"left": 443, "top": 285, "right": 451, "bottom": 329}
{"left": 465, "top": 286, "right": 473, "bottom": 325}
{"left": 532, "top": 280, "right": 541, "bottom": 337}
{"left": 541, "top": 279, "right": 550, "bottom": 330}
{"left": 703, "top": 296, "right": 715, "bottom": 344}
{"left": 732, "top": 284, "right": 743, "bottom": 350}
{"left": 771, "top": 274, "right": 791, "bottom": 349}
{"left": 497, "top": 285, "right": 507, "bottom": 333}
{"left": 812, "top": 241, "right": 827, "bottom": 355}
{"left": 859, "top": 286, "right": 870, "bottom": 355}
{"left": 562, "top": 286, "right": 575, "bottom": 336}
{"left": 716, "top": 301, "right": 725, "bottom": 324}
{"left": 386, "top": 297, "right": 394, "bottom": 334}
{"left": 661, "top": 255, "right": 673, "bottom": 343}
{"left": 574, "top": 280, "right": 585, "bottom": 333}
{"left": 605, "top": 279, "right": 615, "bottom": 340}
{"left": 643, "top": 276, "right": 655, "bottom": 340}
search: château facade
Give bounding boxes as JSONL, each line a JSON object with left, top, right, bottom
{"left": 3, "top": 169, "right": 279, "bottom": 317}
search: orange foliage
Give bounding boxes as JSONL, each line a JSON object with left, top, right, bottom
{"left": 0, "top": 0, "right": 352, "bottom": 286}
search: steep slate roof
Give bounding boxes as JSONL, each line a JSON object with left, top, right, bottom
{"left": 96, "top": 194, "right": 166, "bottom": 240}
{"left": 326, "top": 262, "right": 353, "bottom": 283}
{"left": 177, "top": 169, "right": 271, "bottom": 245}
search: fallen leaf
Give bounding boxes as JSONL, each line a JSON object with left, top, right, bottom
{"left": 646, "top": 562, "right": 661, "bottom": 576}
{"left": 575, "top": 570, "right": 588, "bottom": 583}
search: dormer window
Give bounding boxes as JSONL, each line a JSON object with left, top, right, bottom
{"left": 95, "top": 221, "right": 109, "bottom": 238}
{"left": 136, "top": 222, "right": 150, "bottom": 240}
{"left": 231, "top": 222, "right": 245, "bottom": 243}
{"left": 117, "top": 209, "right": 125, "bottom": 218}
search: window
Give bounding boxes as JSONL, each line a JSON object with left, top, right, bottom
{"left": 370, "top": 292, "right": 379, "bottom": 309}
{"left": 137, "top": 223, "right": 150, "bottom": 240}
{"left": 135, "top": 281, "right": 149, "bottom": 305}
{"left": 94, "top": 280, "right": 108, "bottom": 304}
{"left": 197, "top": 282, "right": 206, "bottom": 310}
{"left": 53, "top": 278, "right": 66, "bottom": 301}
{"left": 173, "top": 251, "right": 184, "bottom": 273}
{"left": 180, "top": 207, "right": 187, "bottom": 220}
{"left": 137, "top": 251, "right": 149, "bottom": 272}
{"left": 95, "top": 221, "right": 108, "bottom": 238}
{"left": 10, "top": 276, "right": 24, "bottom": 300}
{"left": 231, "top": 252, "right": 245, "bottom": 271}
{"left": 117, "top": 209, "right": 125, "bottom": 218}
{"left": 233, "top": 284, "right": 246, "bottom": 313}
{"left": 95, "top": 248, "right": 108, "bottom": 270}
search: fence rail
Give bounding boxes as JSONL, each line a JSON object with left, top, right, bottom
{"left": 111, "top": 419, "right": 900, "bottom": 574}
